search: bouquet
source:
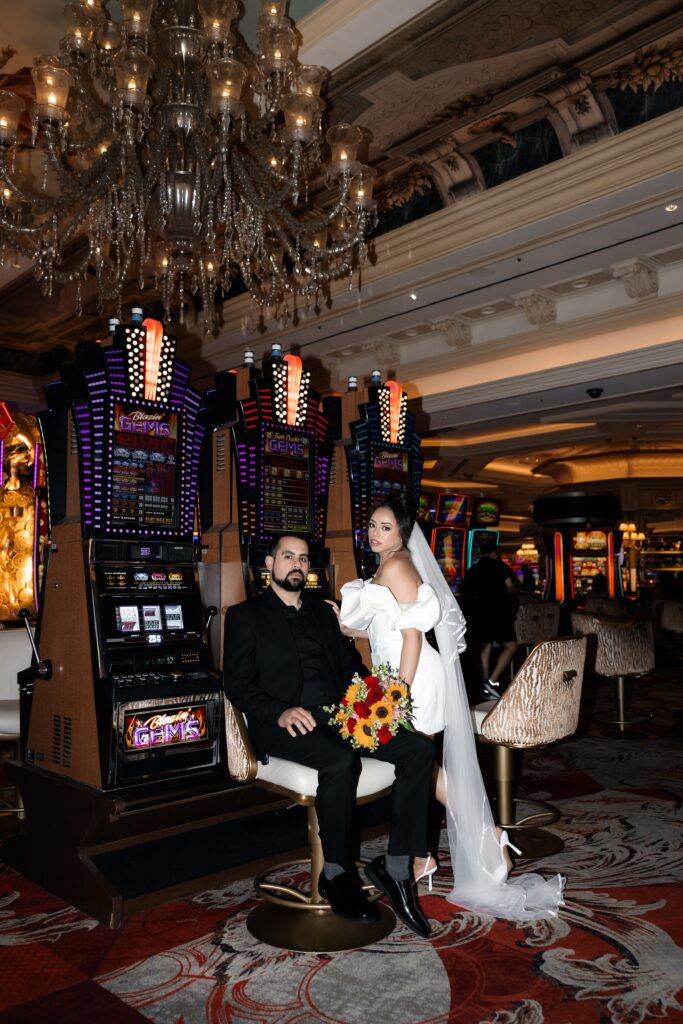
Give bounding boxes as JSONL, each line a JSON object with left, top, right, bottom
{"left": 324, "top": 664, "right": 414, "bottom": 752}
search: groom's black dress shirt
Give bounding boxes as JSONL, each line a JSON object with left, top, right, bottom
{"left": 223, "top": 587, "right": 363, "bottom": 760}
{"left": 283, "top": 602, "right": 339, "bottom": 708}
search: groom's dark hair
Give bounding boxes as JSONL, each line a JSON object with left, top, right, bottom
{"left": 267, "top": 534, "right": 309, "bottom": 558}
{"left": 368, "top": 495, "right": 415, "bottom": 548}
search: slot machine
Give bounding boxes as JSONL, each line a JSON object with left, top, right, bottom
{"left": 231, "top": 353, "right": 339, "bottom": 597}
{"left": 430, "top": 492, "right": 469, "bottom": 593}
{"left": 0, "top": 404, "right": 49, "bottom": 623}
{"left": 466, "top": 497, "right": 502, "bottom": 568}
{"left": 534, "top": 491, "right": 621, "bottom": 604}
{"left": 22, "top": 317, "right": 221, "bottom": 790}
{"left": 346, "top": 379, "right": 423, "bottom": 578}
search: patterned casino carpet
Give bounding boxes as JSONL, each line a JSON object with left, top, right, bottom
{"left": 0, "top": 660, "right": 682, "bottom": 1024}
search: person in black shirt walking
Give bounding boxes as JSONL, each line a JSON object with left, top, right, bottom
{"left": 462, "top": 539, "right": 519, "bottom": 700}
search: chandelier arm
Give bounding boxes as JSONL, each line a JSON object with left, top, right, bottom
{"left": 0, "top": 150, "right": 80, "bottom": 216}
{"left": 42, "top": 134, "right": 123, "bottom": 200}
{"left": 66, "top": 74, "right": 117, "bottom": 150}
{"left": 231, "top": 146, "right": 304, "bottom": 215}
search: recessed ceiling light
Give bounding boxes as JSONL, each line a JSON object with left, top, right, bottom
{"left": 339, "top": 348, "right": 354, "bottom": 356}
{"left": 409, "top": 292, "right": 417, "bottom": 301}
{"left": 405, "top": 329, "right": 418, "bottom": 336}
{"left": 665, "top": 203, "right": 678, "bottom": 212}
{"left": 481, "top": 306, "right": 497, "bottom": 315}
{"left": 572, "top": 279, "right": 589, "bottom": 289}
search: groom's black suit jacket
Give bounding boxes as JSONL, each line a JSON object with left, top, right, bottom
{"left": 223, "top": 587, "right": 363, "bottom": 760}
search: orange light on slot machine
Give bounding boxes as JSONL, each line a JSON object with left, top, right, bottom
{"left": 386, "top": 380, "right": 402, "bottom": 444}
{"left": 607, "top": 531, "right": 615, "bottom": 596}
{"left": 283, "top": 353, "right": 302, "bottom": 426}
{"left": 554, "top": 531, "right": 564, "bottom": 603}
{"left": 142, "top": 317, "right": 163, "bottom": 400}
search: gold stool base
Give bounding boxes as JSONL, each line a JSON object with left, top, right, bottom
{"left": 246, "top": 901, "right": 395, "bottom": 952}
{"left": 507, "top": 797, "right": 561, "bottom": 830}
{"left": 507, "top": 826, "right": 564, "bottom": 858}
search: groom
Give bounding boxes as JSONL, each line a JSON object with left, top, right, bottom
{"left": 223, "top": 534, "right": 435, "bottom": 937}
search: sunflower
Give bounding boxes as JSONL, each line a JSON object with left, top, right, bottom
{"left": 344, "top": 681, "right": 364, "bottom": 705}
{"left": 386, "top": 681, "right": 408, "bottom": 703}
{"left": 352, "top": 721, "right": 376, "bottom": 750}
{"left": 368, "top": 698, "right": 394, "bottom": 725}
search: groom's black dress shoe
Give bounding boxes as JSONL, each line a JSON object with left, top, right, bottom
{"left": 318, "top": 871, "right": 380, "bottom": 923}
{"left": 365, "top": 855, "right": 431, "bottom": 937}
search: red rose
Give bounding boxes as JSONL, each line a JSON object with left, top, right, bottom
{"left": 364, "top": 675, "right": 380, "bottom": 686}
{"left": 347, "top": 717, "right": 357, "bottom": 734}
{"left": 341, "top": 697, "right": 348, "bottom": 706}
{"left": 377, "top": 726, "right": 393, "bottom": 745}
{"left": 353, "top": 701, "right": 370, "bottom": 719}
{"left": 366, "top": 687, "right": 383, "bottom": 706}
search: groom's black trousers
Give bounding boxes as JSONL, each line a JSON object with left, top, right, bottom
{"left": 268, "top": 708, "right": 435, "bottom": 869}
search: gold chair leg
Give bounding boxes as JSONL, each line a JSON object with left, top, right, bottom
{"left": 247, "top": 804, "right": 395, "bottom": 952}
{"left": 494, "top": 746, "right": 564, "bottom": 858}
{"left": 593, "top": 676, "right": 654, "bottom": 740}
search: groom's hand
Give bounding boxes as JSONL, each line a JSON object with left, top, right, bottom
{"left": 278, "top": 707, "right": 317, "bottom": 736}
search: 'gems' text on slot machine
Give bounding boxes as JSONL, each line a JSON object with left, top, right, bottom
{"left": 267, "top": 437, "right": 307, "bottom": 457}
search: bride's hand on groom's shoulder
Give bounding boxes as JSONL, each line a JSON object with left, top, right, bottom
{"left": 325, "top": 600, "right": 367, "bottom": 638}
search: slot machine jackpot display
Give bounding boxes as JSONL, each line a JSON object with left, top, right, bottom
{"left": 430, "top": 492, "right": 469, "bottom": 592}
{"left": 346, "top": 380, "right": 423, "bottom": 578}
{"left": 232, "top": 354, "right": 339, "bottom": 597}
{"left": 466, "top": 497, "right": 502, "bottom": 568}
{"left": 0, "top": 404, "right": 49, "bottom": 622}
{"left": 24, "top": 318, "right": 220, "bottom": 790}
{"left": 534, "top": 492, "right": 621, "bottom": 604}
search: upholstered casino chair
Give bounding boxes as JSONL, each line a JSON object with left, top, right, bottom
{"left": 515, "top": 600, "right": 561, "bottom": 659}
{"left": 223, "top": 697, "right": 396, "bottom": 952}
{"left": 570, "top": 612, "right": 655, "bottom": 738}
{"left": 660, "top": 599, "right": 683, "bottom": 654}
{"left": 471, "top": 636, "right": 587, "bottom": 858}
{"left": 0, "top": 629, "right": 30, "bottom": 821}
{"left": 583, "top": 595, "right": 622, "bottom": 617}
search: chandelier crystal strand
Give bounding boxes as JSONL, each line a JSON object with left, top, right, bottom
{"left": 0, "top": 0, "right": 377, "bottom": 333}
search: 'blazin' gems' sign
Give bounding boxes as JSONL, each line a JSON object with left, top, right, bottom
{"left": 123, "top": 705, "right": 208, "bottom": 752}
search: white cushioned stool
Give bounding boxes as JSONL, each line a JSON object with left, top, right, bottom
{"left": 224, "top": 697, "right": 396, "bottom": 952}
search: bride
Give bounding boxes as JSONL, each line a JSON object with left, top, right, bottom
{"left": 336, "top": 496, "right": 564, "bottom": 921}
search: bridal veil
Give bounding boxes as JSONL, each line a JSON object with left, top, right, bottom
{"left": 407, "top": 523, "right": 565, "bottom": 921}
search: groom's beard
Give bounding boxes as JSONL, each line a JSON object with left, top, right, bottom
{"left": 272, "top": 567, "right": 306, "bottom": 592}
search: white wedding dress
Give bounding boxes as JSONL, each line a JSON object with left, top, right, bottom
{"left": 340, "top": 526, "right": 565, "bottom": 922}
{"left": 340, "top": 579, "right": 446, "bottom": 734}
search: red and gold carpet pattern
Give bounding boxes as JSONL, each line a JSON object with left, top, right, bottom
{"left": 0, "top": 668, "right": 681, "bottom": 1023}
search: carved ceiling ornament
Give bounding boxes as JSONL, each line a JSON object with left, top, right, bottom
{"left": 598, "top": 39, "right": 683, "bottom": 92}
{"left": 376, "top": 167, "right": 434, "bottom": 210}
{"left": 612, "top": 261, "right": 659, "bottom": 300}
{"left": 468, "top": 112, "right": 518, "bottom": 148}
{"left": 431, "top": 317, "right": 472, "bottom": 349}
{"left": 361, "top": 338, "right": 400, "bottom": 365}
{"left": 514, "top": 293, "right": 557, "bottom": 326}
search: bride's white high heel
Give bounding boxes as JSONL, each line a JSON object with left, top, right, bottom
{"left": 498, "top": 830, "right": 522, "bottom": 874}
{"left": 413, "top": 855, "right": 437, "bottom": 891}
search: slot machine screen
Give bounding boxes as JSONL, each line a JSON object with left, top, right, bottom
{"left": 110, "top": 403, "right": 180, "bottom": 531}
{"left": 472, "top": 497, "right": 501, "bottom": 527}
{"left": 435, "top": 493, "right": 470, "bottom": 525}
{"left": 469, "top": 528, "right": 499, "bottom": 564}
{"left": 372, "top": 448, "right": 409, "bottom": 504}
{"left": 262, "top": 427, "right": 312, "bottom": 535}
{"left": 431, "top": 527, "right": 466, "bottom": 587}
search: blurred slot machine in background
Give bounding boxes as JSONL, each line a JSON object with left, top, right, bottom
{"left": 430, "top": 492, "right": 469, "bottom": 593}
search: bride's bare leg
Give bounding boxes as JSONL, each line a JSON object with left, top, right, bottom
{"left": 418, "top": 766, "right": 512, "bottom": 876}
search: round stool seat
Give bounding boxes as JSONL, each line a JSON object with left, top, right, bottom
{"left": 256, "top": 754, "right": 395, "bottom": 799}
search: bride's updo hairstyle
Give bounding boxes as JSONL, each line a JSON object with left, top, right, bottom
{"left": 368, "top": 495, "right": 415, "bottom": 548}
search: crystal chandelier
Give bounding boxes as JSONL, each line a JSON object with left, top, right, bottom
{"left": 0, "top": 0, "right": 378, "bottom": 332}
